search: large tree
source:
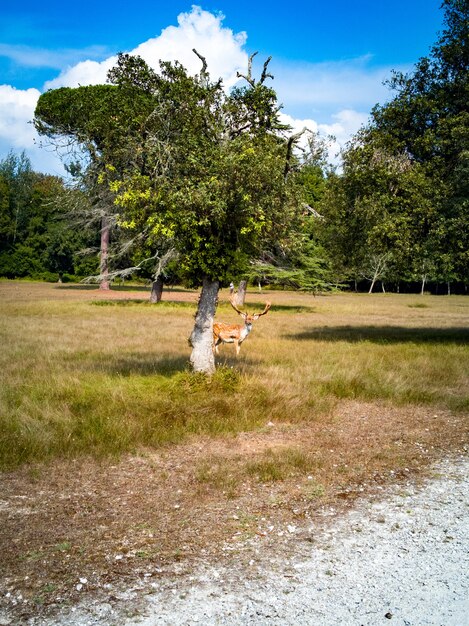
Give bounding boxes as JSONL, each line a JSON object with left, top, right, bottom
{"left": 108, "top": 53, "right": 304, "bottom": 373}
{"left": 318, "top": 0, "right": 468, "bottom": 292}
{"left": 369, "top": 0, "right": 469, "bottom": 284}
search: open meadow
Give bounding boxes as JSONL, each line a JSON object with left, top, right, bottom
{"left": 1, "top": 281, "right": 468, "bottom": 618}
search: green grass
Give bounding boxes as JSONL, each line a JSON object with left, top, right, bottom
{"left": 1, "top": 282, "right": 468, "bottom": 469}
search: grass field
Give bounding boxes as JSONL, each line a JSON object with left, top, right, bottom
{"left": 1, "top": 281, "right": 468, "bottom": 616}
{"left": 1, "top": 281, "right": 469, "bottom": 468}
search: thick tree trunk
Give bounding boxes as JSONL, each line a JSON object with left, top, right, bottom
{"left": 234, "top": 279, "right": 247, "bottom": 306}
{"left": 99, "top": 216, "right": 110, "bottom": 291}
{"left": 189, "top": 277, "right": 219, "bottom": 374}
{"left": 150, "top": 276, "right": 164, "bottom": 303}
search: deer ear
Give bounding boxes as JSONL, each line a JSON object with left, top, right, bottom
{"left": 252, "top": 314, "right": 260, "bottom": 321}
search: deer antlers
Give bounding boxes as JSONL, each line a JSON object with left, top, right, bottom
{"left": 229, "top": 297, "right": 271, "bottom": 320}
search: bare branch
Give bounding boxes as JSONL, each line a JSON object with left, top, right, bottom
{"left": 302, "top": 203, "right": 324, "bottom": 219}
{"left": 260, "top": 56, "right": 274, "bottom": 84}
{"left": 192, "top": 48, "right": 208, "bottom": 76}
{"left": 80, "top": 251, "right": 162, "bottom": 284}
{"left": 284, "top": 127, "right": 310, "bottom": 179}
{"left": 153, "top": 247, "right": 178, "bottom": 281}
{"left": 236, "top": 51, "right": 258, "bottom": 87}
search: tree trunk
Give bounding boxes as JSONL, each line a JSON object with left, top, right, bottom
{"left": 150, "top": 276, "right": 164, "bottom": 303}
{"left": 99, "top": 216, "right": 110, "bottom": 291}
{"left": 368, "top": 271, "right": 378, "bottom": 294}
{"left": 447, "top": 281, "right": 451, "bottom": 295}
{"left": 421, "top": 274, "right": 426, "bottom": 295}
{"left": 381, "top": 282, "right": 386, "bottom": 293}
{"left": 234, "top": 280, "right": 247, "bottom": 306}
{"left": 189, "top": 277, "right": 219, "bottom": 374}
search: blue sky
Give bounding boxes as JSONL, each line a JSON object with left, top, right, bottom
{"left": 0, "top": 0, "right": 444, "bottom": 174}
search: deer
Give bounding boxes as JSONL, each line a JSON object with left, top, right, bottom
{"left": 213, "top": 297, "right": 271, "bottom": 355}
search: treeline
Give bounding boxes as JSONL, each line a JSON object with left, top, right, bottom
{"left": 1, "top": 0, "right": 467, "bottom": 295}
{"left": 0, "top": 152, "right": 98, "bottom": 281}
{"left": 318, "top": 0, "right": 469, "bottom": 295}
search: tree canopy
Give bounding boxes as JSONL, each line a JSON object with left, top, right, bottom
{"left": 319, "top": 0, "right": 469, "bottom": 292}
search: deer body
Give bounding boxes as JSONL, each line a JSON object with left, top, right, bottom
{"left": 213, "top": 299, "right": 271, "bottom": 355}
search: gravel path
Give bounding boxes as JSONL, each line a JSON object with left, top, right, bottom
{"left": 27, "top": 455, "right": 469, "bottom": 626}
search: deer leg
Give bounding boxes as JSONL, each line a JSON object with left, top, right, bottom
{"left": 234, "top": 339, "right": 240, "bottom": 355}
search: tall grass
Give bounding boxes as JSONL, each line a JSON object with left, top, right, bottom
{"left": 1, "top": 282, "right": 469, "bottom": 468}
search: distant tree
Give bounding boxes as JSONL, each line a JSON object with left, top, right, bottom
{"left": 0, "top": 151, "right": 88, "bottom": 280}
{"left": 319, "top": 132, "right": 440, "bottom": 292}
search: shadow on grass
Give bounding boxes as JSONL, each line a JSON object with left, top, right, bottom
{"left": 214, "top": 354, "right": 262, "bottom": 369}
{"left": 56, "top": 284, "right": 194, "bottom": 293}
{"left": 90, "top": 299, "right": 195, "bottom": 309}
{"left": 95, "top": 354, "right": 189, "bottom": 376}
{"left": 285, "top": 325, "right": 469, "bottom": 345}
{"left": 217, "top": 301, "right": 316, "bottom": 314}
{"left": 92, "top": 353, "right": 260, "bottom": 376}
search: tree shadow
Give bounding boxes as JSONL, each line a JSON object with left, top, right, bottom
{"left": 285, "top": 325, "right": 469, "bottom": 345}
{"left": 90, "top": 299, "right": 195, "bottom": 309}
{"left": 217, "top": 301, "right": 316, "bottom": 314}
{"left": 89, "top": 352, "right": 260, "bottom": 377}
{"left": 55, "top": 284, "right": 195, "bottom": 294}
{"left": 93, "top": 353, "right": 189, "bottom": 377}
{"left": 214, "top": 354, "right": 262, "bottom": 369}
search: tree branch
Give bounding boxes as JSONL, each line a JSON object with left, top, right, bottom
{"left": 192, "top": 48, "right": 208, "bottom": 77}
{"left": 260, "top": 56, "right": 274, "bottom": 84}
{"left": 284, "top": 127, "right": 309, "bottom": 179}
{"left": 237, "top": 52, "right": 258, "bottom": 87}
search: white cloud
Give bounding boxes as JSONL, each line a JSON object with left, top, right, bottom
{"left": 319, "top": 109, "right": 370, "bottom": 145}
{"left": 279, "top": 108, "right": 370, "bottom": 165}
{"left": 273, "top": 56, "right": 404, "bottom": 120}
{"left": 0, "top": 85, "right": 40, "bottom": 146}
{"left": 133, "top": 6, "right": 247, "bottom": 89}
{"left": 0, "top": 85, "right": 67, "bottom": 175}
{"left": 45, "top": 6, "right": 248, "bottom": 90}
{"left": 44, "top": 57, "right": 118, "bottom": 90}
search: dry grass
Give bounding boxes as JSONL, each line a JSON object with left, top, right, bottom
{"left": 1, "top": 281, "right": 468, "bottom": 619}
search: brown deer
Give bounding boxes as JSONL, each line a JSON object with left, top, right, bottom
{"left": 213, "top": 298, "right": 271, "bottom": 355}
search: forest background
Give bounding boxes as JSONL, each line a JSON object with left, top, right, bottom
{"left": 0, "top": 0, "right": 467, "bottom": 297}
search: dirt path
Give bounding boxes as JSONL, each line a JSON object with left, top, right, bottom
{"left": 14, "top": 454, "right": 468, "bottom": 626}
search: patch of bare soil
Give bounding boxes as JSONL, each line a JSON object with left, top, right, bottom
{"left": 0, "top": 401, "right": 468, "bottom": 624}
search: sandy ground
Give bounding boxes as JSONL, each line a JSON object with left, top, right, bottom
{"left": 16, "top": 454, "right": 468, "bottom": 626}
